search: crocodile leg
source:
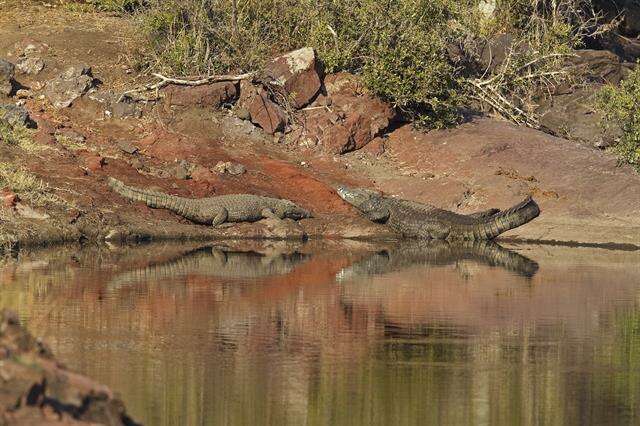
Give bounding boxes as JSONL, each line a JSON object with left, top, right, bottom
{"left": 211, "top": 208, "right": 229, "bottom": 226}
{"left": 365, "top": 208, "right": 390, "bottom": 223}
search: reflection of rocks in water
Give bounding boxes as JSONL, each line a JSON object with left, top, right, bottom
{"left": 336, "top": 240, "right": 539, "bottom": 281}
{"left": 108, "top": 245, "right": 311, "bottom": 288}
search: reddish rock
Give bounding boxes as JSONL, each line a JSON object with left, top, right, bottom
{"left": 163, "top": 81, "right": 238, "bottom": 108}
{"left": 362, "top": 137, "right": 385, "bottom": 156}
{"left": 1, "top": 190, "right": 18, "bottom": 208}
{"left": 265, "top": 47, "right": 322, "bottom": 108}
{"left": 247, "top": 89, "right": 287, "bottom": 134}
{"left": 81, "top": 152, "right": 105, "bottom": 172}
{"left": 295, "top": 73, "right": 395, "bottom": 153}
{"left": 190, "top": 165, "right": 219, "bottom": 184}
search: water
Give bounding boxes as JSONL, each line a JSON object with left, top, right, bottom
{"left": 0, "top": 240, "right": 639, "bottom": 425}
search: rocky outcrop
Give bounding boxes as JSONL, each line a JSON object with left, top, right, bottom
{"left": 0, "top": 310, "right": 138, "bottom": 425}
{"left": 291, "top": 73, "right": 396, "bottom": 153}
{"left": 44, "top": 64, "right": 95, "bottom": 108}
{"left": 264, "top": 47, "right": 323, "bottom": 108}
{"left": 537, "top": 50, "right": 633, "bottom": 148}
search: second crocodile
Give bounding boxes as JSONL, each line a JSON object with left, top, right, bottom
{"left": 336, "top": 186, "right": 540, "bottom": 240}
{"left": 108, "top": 177, "right": 311, "bottom": 226}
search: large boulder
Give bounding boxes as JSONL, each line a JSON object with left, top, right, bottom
{"left": 538, "top": 87, "right": 621, "bottom": 149}
{"left": 292, "top": 73, "right": 396, "bottom": 153}
{"left": 567, "top": 49, "right": 635, "bottom": 86}
{"left": 0, "top": 310, "right": 138, "bottom": 425}
{"left": 264, "top": 47, "right": 323, "bottom": 109}
{"left": 0, "top": 59, "right": 15, "bottom": 96}
{"left": 163, "top": 81, "right": 238, "bottom": 108}
{"left": 44, "top": 64, "right": 95, "bottom": 108}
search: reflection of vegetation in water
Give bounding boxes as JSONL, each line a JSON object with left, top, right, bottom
{"left": 0, "top": 244, "right": 639, "bottom": 425}
{"left": 592, "top": 308, "right": 640, "bottom": 422}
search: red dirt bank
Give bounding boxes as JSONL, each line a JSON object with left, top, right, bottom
{"left": 0, "top": 3, "right": 639, "bottom": 249}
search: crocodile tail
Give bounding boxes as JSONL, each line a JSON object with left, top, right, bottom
{"left": 107, "top": 177, "right": 184, "bottom": 211}
{"left": 471, "top": 196, "right": 540, "bottom": 240}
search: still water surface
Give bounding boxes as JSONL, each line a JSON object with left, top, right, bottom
{"left": 0, "top": 240, "right": 639, "bottom": 425}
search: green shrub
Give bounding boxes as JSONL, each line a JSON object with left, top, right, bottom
{"left": 136, "top": 0, "right": 597, "bottom": 129}
{"left": 597, "top": 67, "right": 640, "bottom": 169}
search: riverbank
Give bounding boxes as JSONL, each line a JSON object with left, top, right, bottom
{"left": 1, "top": 2, "right": 640, "bottom": 252}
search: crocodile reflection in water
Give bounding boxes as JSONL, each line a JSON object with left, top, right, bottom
{"left": 108, "top": 246, "right": 311, "bottom": 288}
{"left": 336, "top": 240, "right": 539, "bottom": 281}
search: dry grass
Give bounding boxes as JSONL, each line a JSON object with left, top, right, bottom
{"left": 0, "top": 163, "right": 60, "bottom": 206}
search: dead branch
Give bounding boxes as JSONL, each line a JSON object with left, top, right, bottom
{"left": 118, "top": 71, "right": 255, "bottom": 102}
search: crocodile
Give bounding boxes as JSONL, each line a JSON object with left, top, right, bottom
{"left": 336, "top": 240, "right": 539, "bottom": 280}
{"left": 108, "top": 177, "right": 311, "bottom": 225}
{"left": 336, "top": 186, "right": 540, "bottom": 240}
{"left": 108, "top": 246, "right": 310, "bottom": 290}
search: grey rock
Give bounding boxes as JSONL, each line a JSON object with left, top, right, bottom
{"left": 117, "top": 140, "right": 138, "bottom": 155}
{"left": 44, "top": 64, "right": 95, "bottom": 108}
{"left": 111, "top": 101, "right": 141, "bottom": 119}
{"left": 213, "top": 161, "right": 246, "bottom": 175}
{"left": 15, "top": 57, "right": 45, "bottom": 75}
{"left": 538, "top": 87, "right": 622, "bottom": 149}
{"left": 0, "top": 59, "right": 16, "bottom": 96}
{"left": 0, "top": 104, "right": 34, "bottom": 128}
{"left": 55, "top": 128, "right": 85, "bottom": 144}
{"left": 175, "top": 160, "right": 193, "bottom": 180}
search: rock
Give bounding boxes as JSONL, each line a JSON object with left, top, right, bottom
{"left": 0, "top": 310, "right": 137, "bottom": 425}
{"left": 175, "top": 160, "right": 193, "bottom": 180}
{"left": 0, "top": 59, "right": 15, "bottom": 96}
{"left": 247, "top": 89, "right": 287, "bottom": 134}
{"left": 1, "top": 190, "right": 18, "bottom": 208}
{"left": 163, "top": 81, "right": 238, "bottom": 108}
{"left": 55, "top": 128, "right": 86, "bottom": 145}
{"left": 567, "top": 50, "right": 635, "bottom": 86}
{"left": 191, "top": 165, "right": 218, "bottom": 183}
{"left": 235, "top": 107, "right": 251, "bottom": 121}
{"left": 15, "top": 56, "right": 45, "bottom": 75}
{"left": 82, "top": 153, "right": 105, "bottom": 172}
{"left": 293, "top": 73, "right": 395, "bottom": 153}
{"left": 538, "top": 87, "right": 622, "bottom": 149}
{"left": 15, "top": 89, "right": 32, "bottom": 99}
{"left": 44, "top": 64, "right": 95, "bottom": 108}
{"left": 0, "top": 104, "right": 35, "bottom": 128}
{"left": 213, "top": 161, "right": 246, "bottom": 175}
{"left": 361, "top": 137, "right": 386, "bottom": 156}
{"left": 478, "top": 34, "right": 530, "bottom": 74}
{"left": 264, "top": 47, "right": 323, "bottom": 108}
{"left": 111, "top": 100, "right": 141, "bottom": 119}
{"left": 15, "top": 203, "right": 49, "bottom": 220}
{"left": 117, "top": 140, "right": 138, "bottom": 154}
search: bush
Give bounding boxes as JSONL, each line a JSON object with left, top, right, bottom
{"left": 135, "top": 0, "right": 599, "bottom": 129}
{"left": 597, "top": 67, "right": 640, "bottom": 169}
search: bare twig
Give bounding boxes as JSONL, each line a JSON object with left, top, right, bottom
{"left": 118, "top": 72, "right": 255, "bottom": 102}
